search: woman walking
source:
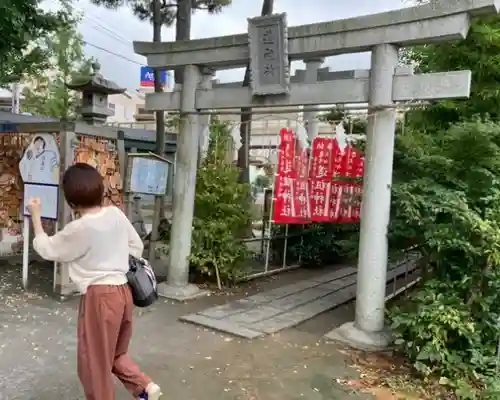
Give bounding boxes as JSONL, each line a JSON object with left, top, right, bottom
{"left": 27, "top": 163, "right": 162, "bottom": 400}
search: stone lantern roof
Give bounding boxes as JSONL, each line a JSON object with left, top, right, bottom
{"left": 66, "top": 61, "right": 126, "bottom": 125}
{"left": 67, "top": 61, "right": 125, "bottom": 95}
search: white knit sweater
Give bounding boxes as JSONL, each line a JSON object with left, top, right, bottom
{"left": 33, "top": 206, "right": 143, "bottom": 294}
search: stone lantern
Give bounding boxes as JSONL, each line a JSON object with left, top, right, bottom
{"left": 66, "top": 61, "right": 125, "bottom": 125}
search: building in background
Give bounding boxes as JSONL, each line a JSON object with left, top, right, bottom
{"left": 106, "top": 68, "right": 173, "bottom": 130}
{"left": 0, "top": 88, "right": 24, "bottom": 112}
{"left": 107, "top": 90, "right": 149, "bottom": 125}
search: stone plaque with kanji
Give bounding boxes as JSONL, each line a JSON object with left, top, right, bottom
{"left": 248, "top": 13, "right": 290, "bottom": 96}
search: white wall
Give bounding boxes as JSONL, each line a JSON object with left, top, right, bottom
{"left": 107, "top": 90, "right": 146, "bottom": 123}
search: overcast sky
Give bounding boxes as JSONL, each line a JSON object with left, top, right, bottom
{"left": 64, "top": 0, "right": 409, "bottom": 90}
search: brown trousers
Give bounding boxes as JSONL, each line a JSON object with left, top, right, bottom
{"left": 77, "top": 284, "right": 151, "bottom": 400}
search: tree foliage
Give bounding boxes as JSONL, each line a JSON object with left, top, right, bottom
{"left": 390, "top": 120, "right": 500, "bottom": 398}
{"left": 88, "top": 0, "right": 231, "bottom": 26}
{"left": 159, "top": 119, "right": 252, "bottom": 284}
{"left": 0, "top": 0, "right": 68, "bottom": 86}
{"left": 21, "top": 5, "right": 92, "bottom": 120}
{"left": 387, "top": 13, "right": 500, "bottom": 398}
{"left": 190, "top": 120, "right": 252, "bottom": 283}
{"left": 405, "top": 14, "right": 500, "bottom": 132}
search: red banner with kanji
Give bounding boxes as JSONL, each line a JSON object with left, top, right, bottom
{"left": 272, "top": 129, "right": 311, "bottom": 224}
{"left": 293, "top": 140, "right": 311, "bottom": 222}
{"left": 272, "top": 129, "right": 364, "bottom": 225}
{"left": 331, "top": 144, "right": 364, "bottom": 223}
{"left": 309, "top": 137, "right": 335, "bottom": 221}
{"left": 309, "top": 136, "right": 365, "bottom": 223}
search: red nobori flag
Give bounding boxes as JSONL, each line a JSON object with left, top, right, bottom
{"left": 340, "top": 144, "right": 365, "bottom": 179}
{"left": 292, "top": 141, "right": 311, "bottom": 223}
{"left": 309, "top": 137, "right": 337, "bottom": 222}
{"left": 329, "top": 143, "right": 365, "bottom": 223}
{"left": 276, "top": 128, "right": 296, "bottom": 178}
{"left": 341, "top": 182, "right": 363, "bottom": 223}
{"left": 310, "top": 179, "right": 331, "bottom": 222}
{"left": 273, "top": 129, "right": 297, "bottom": 224}
{"left": 309, "top": 138, "right": 365, "bottom": 223}
{"left": 272, "top": 129, "right": 311, "bottom": 224}
{"left": 330, "top": 181, "right": 363, "bottom": 223}
{"left": 309, "top": 137, "right": 336, "bottom": 181}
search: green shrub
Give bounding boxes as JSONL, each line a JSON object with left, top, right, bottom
{"left": 278, "top": 222, "right": 359, "bottom": 267}
{"left": 189, "top": 120, "right": 252, "bottom": 284}
{"left": 388, "top": 120, "right": 500, "bottom": 398}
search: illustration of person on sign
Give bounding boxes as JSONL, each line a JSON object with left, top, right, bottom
{"left": 21, "top": 135, "right": 60, "bottom": 185}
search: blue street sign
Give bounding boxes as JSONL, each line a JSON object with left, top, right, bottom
{"left": 140, "top": 66, "right": 168, "bottom": 87}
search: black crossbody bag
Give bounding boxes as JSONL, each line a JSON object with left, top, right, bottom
{"left": 127, "top": 256, "right": 158, "bottom": 307}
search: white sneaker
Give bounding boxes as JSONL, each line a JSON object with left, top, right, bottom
{"left": 138, "top": 383, "right": 162, "bottom": 400}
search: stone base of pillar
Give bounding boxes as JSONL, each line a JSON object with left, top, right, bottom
{"left": 157, "top": 282, "right": 209, "bottom": 302}
{"left": 324, "top": 321, "right": 391, "bottom": 351}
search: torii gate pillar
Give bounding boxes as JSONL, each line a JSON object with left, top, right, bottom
{"left": 159, "top": 65, "right": 209, "bottom": 300}
{"left": 327, "top": 44, "right": 399, "bottom": 349}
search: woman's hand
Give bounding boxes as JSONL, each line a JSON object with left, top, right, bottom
{"left": 27, "top": 198, "right": 41, "bottom": 217}
{"left": 27, "top": 198, "right": 44, "bottom": 236}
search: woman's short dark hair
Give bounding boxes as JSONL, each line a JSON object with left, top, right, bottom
{"left": 62, "top": 163, "right": 104, "bottom": 209}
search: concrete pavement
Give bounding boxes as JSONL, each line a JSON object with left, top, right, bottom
{"left": 0, "top": 262, "right": 372, "bottom": 400}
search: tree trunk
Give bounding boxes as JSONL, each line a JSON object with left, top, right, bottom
{"left": 174, "top": 0, "right": 192, "bottom": 85}
{"left": 153, "top": 0, "right": 166, "bottom": 217}
{"left": 237, "top": 0, "right": 274, "bottom": 240}
{"left": 237, "top": 0, "right": 274, "bottom": 183}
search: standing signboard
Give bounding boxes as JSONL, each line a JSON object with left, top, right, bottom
{"left": 124, "top": 152, "right": 171, "bottom": 262}
{"left": 127, "top": 154, "right": 170, "bottom": 196}
{"left": 19, "top": 134, "right": 61, "bottom": 289}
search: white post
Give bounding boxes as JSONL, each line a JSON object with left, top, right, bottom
{"left": 198, "top": 68, "right": 214, "bottom": 164}
{"left": 302, "top": 58, "right": 323, "bottom": 141}
{"left": 55, "top": 131, "right": 76, "bottom": 297}
{"left": 53, "top": 221, "right": 59, "bottom": 291}
{"left": 22, "top": 216, "right": 30, "bottom": 290}
{"left": 158, "top": 65, "right": 208, "bottom": 300}
{"left": 11, "top": 83, "right": 20, "bottom": 114}
{"left": 328, "top": 44, "right": 398, "bottom": 350}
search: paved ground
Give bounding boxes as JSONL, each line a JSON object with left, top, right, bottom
{"left": 182, "top": 262, "right": 418, "bottom": 339}
{"left": 0, "top": 261, "right": 373, "bottom": 400}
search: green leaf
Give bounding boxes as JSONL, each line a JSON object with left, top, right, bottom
{"left": 0, "top": 0, "right": 69, "bottom": 86}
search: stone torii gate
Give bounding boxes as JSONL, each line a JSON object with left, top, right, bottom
{"left": 134, "top": 0, "right": 499, "bottom": 349}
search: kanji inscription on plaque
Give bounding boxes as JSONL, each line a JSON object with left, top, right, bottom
{"left": 248, "top": 13, "right": 290, "bottom": 96}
